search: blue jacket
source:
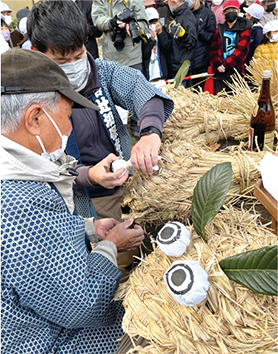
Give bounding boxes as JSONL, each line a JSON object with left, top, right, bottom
{"left": 245, "top": 24, "right": 263, "bottom": 65}
{"left": 1, "top": 179, "right": 124, "bottom": 354}
{"left": 67, "top": 53, "right": 174, "bottom": 198}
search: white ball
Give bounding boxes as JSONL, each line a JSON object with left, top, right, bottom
{"left": 111, "top": 159, "right": 128, "bottom": 178}
{"left": 157, "top": 221, "right": 191, "bottom": 257}
{"left": 164, "top": 260, "right": 210, "bottom": 306}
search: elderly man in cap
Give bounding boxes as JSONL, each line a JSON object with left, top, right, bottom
{"left": 1, "top": 48, "right": 145, "bottom": 354}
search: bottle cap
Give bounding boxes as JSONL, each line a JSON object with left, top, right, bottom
{"left": 163, "top": 260, "right": 210, "bottom": 306}
{"left": 263, "top": 70, "right": 271, "bottom": 79}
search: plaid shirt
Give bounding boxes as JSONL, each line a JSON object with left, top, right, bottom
{"left": 209, "top": 27, "right": 251, "bottom": 75}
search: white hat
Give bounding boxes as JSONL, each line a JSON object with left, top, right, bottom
{"left": 0, "top": 2, "right": 12, "bottom": 13}
{"left": 263, "top": 19, "right": 278, "bottom": 34}
{"left": 243, "top": 3, "right": 264, "bottom": 19}
{"left": 19, "top": 17, "right": 27, "bottom": 35}
{"left": 145, "top": 7, "right": 159, "bottom": 21}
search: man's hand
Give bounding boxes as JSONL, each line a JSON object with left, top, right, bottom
{"left": 170, "top": 24, "right": 186, "bottom": 37}
{"left": 94, "top": 218, "right": 120, "bottom": 240}
{"left": 150, "top": 30, "right": 156, "bottom": 41}
{"left": 130, "top": 133, "right": 161, "bottom": 175}
{"left": 110, "top": 14, "right": 119, "bottom": 29}
{"left": 88, "top": 153, "right": 129, "bottom": 188}
{"left": 217, "top": 64, "right": 226, "bottom": 73}
{"left": 105, "top": 218, "right": 144, "bottom": 252}
{"left": 155, "top": 22, "right": 162, "bottom": 35}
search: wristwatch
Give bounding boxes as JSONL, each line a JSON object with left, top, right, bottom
{"left": 140, "top": 126, "right": 162, "bottom": 139}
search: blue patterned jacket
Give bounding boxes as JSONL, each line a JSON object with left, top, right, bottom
{"left": 1, "top": 138, "right": 125, "bottom": 354}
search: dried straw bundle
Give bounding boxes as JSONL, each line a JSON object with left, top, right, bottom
{"left": 122, "top": 142, "right": 278, "bottom": 227}
{"left": 162, "top": 85, "right": 254, "bottom": 144}
{"left": 162, "top": 65, "right": 278, "bottom": 144}
{"left": 245, "top": 58, "right": 278, "bottom": 103}
{"left": 115, "top": 207, "right": 278, "bottom": 354}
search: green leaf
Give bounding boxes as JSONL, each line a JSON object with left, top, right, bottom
{"left": 192, "top": 162, "right": 232, "bottom": 239}
{"left": 174, "top": 60, "right": 190, "bottom": 89}
{"left": 219, "top": 246, "right": 278, "bottom": 296}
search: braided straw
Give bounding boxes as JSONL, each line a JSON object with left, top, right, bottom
{"left": 115, "top": 206, "right": 278, "bottom": 354}
{"left": 122, "top": 143, "right": 278, "bottom": 227}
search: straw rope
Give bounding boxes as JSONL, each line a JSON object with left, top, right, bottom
{"left": 115, "top": 206, "right": 278, "bottom": 354}
{"left": 122, "top": 143, "right": 278, "bottom": 227}
{"left": 162, "top": 61, "right": 278, "bottom": 145}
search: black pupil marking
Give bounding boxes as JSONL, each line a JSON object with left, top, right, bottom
{"left": 171, "top": 269, "right": 186, "bottom": 286}
{"left": 166, "top": 264, "right": 194, "bottom": 295}
{"left": 160, "top": 226, "right": 174, "bottom": 240}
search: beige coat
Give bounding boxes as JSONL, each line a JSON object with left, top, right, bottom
{"left": 92, "top": 0, "right": 149, "bottom": 66}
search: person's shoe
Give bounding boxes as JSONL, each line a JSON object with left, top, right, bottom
{"left": 130, "top": 120, "right": 140, "bottom": 139}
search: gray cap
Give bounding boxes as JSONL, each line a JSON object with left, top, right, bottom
{"left": 243, "top": 4, "right": 264, "bottom": 19}
{"left": 1, "top": 48, "right": 99, "bottom": 111}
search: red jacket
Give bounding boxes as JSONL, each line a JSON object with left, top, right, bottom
{"left": 209, "top": 18, "right": 251, "bottom": 75}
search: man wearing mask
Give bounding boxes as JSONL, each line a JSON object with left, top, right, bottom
{"left": 259, "top": 0, "right": 278, "bottom": 26}
{"left": 209, "top": 0, "right": 252, "bottom": 93}
{"left": 1, "top": 48, "right": 145, "bottom": 354}
{"left": 27, "top": 0, "right": 173, "bottom": 268}
{"left": 164, "top": 0, "right": 198, "bottom": 78}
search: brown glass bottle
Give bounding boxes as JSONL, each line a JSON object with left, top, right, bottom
{"left": 248, "top": 70, "right": 275, "bottom": 151}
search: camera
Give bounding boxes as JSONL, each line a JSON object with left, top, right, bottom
{"left": 111, "top": 9, "right": 141, "bottom": 51}
{"left": 111, "top": 26, "right": 126, "bottom": 52}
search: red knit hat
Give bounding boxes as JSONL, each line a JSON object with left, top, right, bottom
{"left": 223, "top": 0, "right": 240, "bottom": 10}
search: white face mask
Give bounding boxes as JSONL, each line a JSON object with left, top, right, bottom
{"left": 149, "top": 24, "right": 157, "bottom": 32}
{"left": 36, "top": 108, "right": 68, "bottom": 162}
{"left": 4, "top": 15, "right": 12, "bottom": 26}
{"left": 212, "top": 0, "right": 222, "bottom": 5}
{"left": 270, "top": 33, "right": 278, "bottom": 42}
{"left": 59, "top": 55, "right": 88, "bottom": 90}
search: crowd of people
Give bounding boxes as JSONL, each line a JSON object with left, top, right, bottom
{"left": 1, "top": 0, "right": 278, "bottom": 92}
{"left": 1, "top": 0, "right": 277, "bottom": 353}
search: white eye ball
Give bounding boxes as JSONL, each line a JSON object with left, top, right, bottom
{"left": 164, "top": 260, "right": 210, "bottom": 306}
{"left": 157, "top": 222, "right": 190, "bottom": 257}
{"left": 165, "top": 262, "right": 194, "bottom": 294}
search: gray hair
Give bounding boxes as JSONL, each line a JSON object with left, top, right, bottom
{"left": 1, "top": 91, "right": 61, "bottom": 135}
